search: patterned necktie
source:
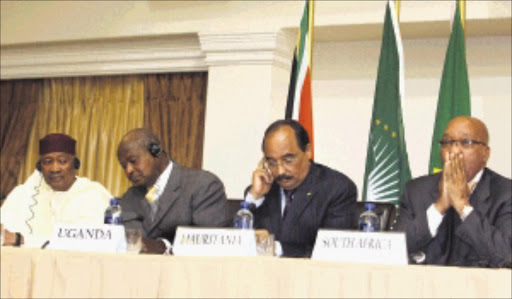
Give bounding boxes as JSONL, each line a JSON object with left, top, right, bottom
{"left": 145, "top": 186, "right": 158, "bottom": 221}
{"left": 145, "top": 186, "right": 158, "bottom": 203}
{"left": 282, "top": 190, "right": 293, "bottom": 219}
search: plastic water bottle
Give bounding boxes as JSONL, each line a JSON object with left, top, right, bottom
{"left": 104, "top": 198, "right": 122, "bottom": 224}
{"left": 359, "top": 203, "right": 380, "bottom": 232}
{"left": 234, "top": 201, "right": 253, "bottom": 229}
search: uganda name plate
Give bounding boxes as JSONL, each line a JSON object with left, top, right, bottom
{"left": 48, "top": 223, "right": 127, "bottom": 253}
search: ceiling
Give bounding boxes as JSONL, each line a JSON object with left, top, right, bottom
{"left": 312, "top": 17, "right": 512, "bottom": 42}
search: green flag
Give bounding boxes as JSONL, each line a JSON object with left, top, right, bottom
{"left": 362, "top": 1, "right": 411, "bottom": 206}
{"left": 429, "top": 1, "right": 471, "bottom": 174}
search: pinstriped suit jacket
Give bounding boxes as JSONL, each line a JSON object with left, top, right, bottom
{"left": 120, "top": 162, "right": 230, "bottom": 243}
{"left": 249, "top": 162, "right": 358, "bottom": 257}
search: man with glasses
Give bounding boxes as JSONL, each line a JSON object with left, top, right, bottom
{"left": 244, "top": 119, "right": 357, "bottom": 257}
{"left": 394, "top": 116, "right": 511, "bottom": 267}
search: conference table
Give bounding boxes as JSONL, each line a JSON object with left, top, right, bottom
{"left": 1, "top": 246, "right": 510, "bottom": 298}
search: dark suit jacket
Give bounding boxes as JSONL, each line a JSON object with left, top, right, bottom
{"left": 394, "top": 168, "right": 512, "bottom": 267}
{"left": 120, "top": 162, "right": 230, "bottom": 243}
{"left": 248, "top": 162, "right": 357, "bottom": 257}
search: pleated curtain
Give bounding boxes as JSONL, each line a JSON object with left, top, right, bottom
{"left": 0, "top": 72, "right": 207, "bottom": 200}
{"left": 144, "top": 73, "right": 208, "bottom": 170}
{"left": 0, "top": 80, "right": 42, "bottom": 199}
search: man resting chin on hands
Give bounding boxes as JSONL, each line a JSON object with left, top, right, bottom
{"left": 394, "top": 116, "right": 511, "bottom": 268}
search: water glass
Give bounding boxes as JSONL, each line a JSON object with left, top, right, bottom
{"left": 125, "top": 228, "right": 143, "bottom": 254}
{"left": 256, "top": 233, "right": 275, "bottom": 256}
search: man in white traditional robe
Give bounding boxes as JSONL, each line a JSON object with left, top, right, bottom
{"left": 1, "top": 133, "right": 112, "bottom": 247}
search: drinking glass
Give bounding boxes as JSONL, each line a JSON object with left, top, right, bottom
{"left": 125, "top": 228, "right": 143, "bottom": 254}
{"left": 256, "top": 233, "right": 275, "bottom": 256}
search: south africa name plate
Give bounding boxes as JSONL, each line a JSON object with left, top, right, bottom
{"left": 173, "top": 226, "right": 257, "bottom": 257}
{"left": 311, "top": 230, "right": 408, "bottom": 265}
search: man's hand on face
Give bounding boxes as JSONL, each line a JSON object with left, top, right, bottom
{"left": 446, "top": 153, "right": 470, "bottom": 214}
{"left": 436, "top": 153, "right": 452, "bottom": 215}
{"left": 437, "top": 152, "right": 470, "bottom": 215}
{"left": 249, "top": 158, "right": 274, "bottom": 199}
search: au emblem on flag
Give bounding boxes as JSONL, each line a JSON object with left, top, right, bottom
{"left": 362, "top": 1, "right": 411, "bottom": 206}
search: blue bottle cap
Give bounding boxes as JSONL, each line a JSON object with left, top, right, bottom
{"left": 240, "top": 201, "right": 251, "bottom": 209}
{"left": 110, "top": 198, "right": 120, "bottom": 206}
{"left": 365, "top": 203, "right": 376, "bottom": 211}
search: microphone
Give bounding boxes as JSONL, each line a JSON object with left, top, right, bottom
{"left": 41, "top": 240, "right": 50, "bottom": 249}
{"left": 122, "top": 211, "right": 144, "bottom": 223}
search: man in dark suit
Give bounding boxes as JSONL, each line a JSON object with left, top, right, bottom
{"left": 117, "top": 128, "right": 230, "bottom": 254}
{"left": 394, "top": 116, "right": 511, "bottom": 267}
{"left": 245, "top": 119, "right": 357, "bottom": 257}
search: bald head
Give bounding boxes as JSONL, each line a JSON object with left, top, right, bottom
{"left": 446, "top": 116, "right": 489, "bottom": 145}
{"left": 117, "top": 128, "right": 167, "bottom": 187}
{"left": 117, "top": 128, "right": 160, "bottom": 157}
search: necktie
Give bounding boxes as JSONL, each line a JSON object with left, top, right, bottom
{"left": 145, "top": 186, "right": 158, "bottom": 203}
{"left": 282, "top": 190, "right": 293, "bottom": 219}
{"left": 468, "top": 181, "right": 478, "bottom": 194}
{"left": 145, "top": 186, "right": 158, "bottom": 221}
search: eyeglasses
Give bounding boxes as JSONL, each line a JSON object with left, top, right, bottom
{"left": 265, "top": 155, "right": 298, "bottom": 170}
{"left": 438, "top": 139, "right": 487, "bottom": 149}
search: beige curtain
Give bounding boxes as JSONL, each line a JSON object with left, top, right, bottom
{"left": 144, "top": 73, "right": 208, "bottom": 169}
{"left": 0, "top": 80, "right": 42, "bottom": 199}
{"left": 18, "top": 76, "right": 144, "bottom": 197}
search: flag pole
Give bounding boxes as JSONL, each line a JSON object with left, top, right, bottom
{"left": 308, "top": 0, "right": 315, "bottom": 81}
{"left": 394, "top": 0, "right": 400, "bottom": 21}
{"left": 459, "top": 0, "right": 466, "bottom": 29}
{"left": 459, "top": 0, "right": 466, "bottom": 42}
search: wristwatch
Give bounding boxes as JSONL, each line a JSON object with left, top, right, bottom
{"left": 460, "top": 205, "right": 474, "bottom": 221}
{"left": 14, "top": 232, "right": 21, "bottom": 246}
{"left": 159, "top": 238, "right": 172, "bottom": 255}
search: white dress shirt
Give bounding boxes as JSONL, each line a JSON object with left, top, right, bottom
{"left": 150, "top": 160, "right": 173, "bottom": 202}
{"left": 245, "top": 188, "right": 289, "bottom": 217}
{"left": 148, "top": 160, "right": 173, "bottom": 254}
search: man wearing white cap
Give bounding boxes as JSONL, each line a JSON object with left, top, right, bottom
{"left": 1, "top": 133, "right": 112, "bottom": 247}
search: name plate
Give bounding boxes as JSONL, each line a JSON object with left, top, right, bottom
{"left": 173, "top": 226, "right": 257, "bottom": 257}
{"left": 47, "top": 223, "right": 127, "bottom": 253}
{"left": 311, "top": 230, "right": 408, "bottom": 265}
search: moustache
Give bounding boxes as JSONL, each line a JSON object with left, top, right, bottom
{"left": 276, "top": 174, "right": 293, "bottom": 182}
